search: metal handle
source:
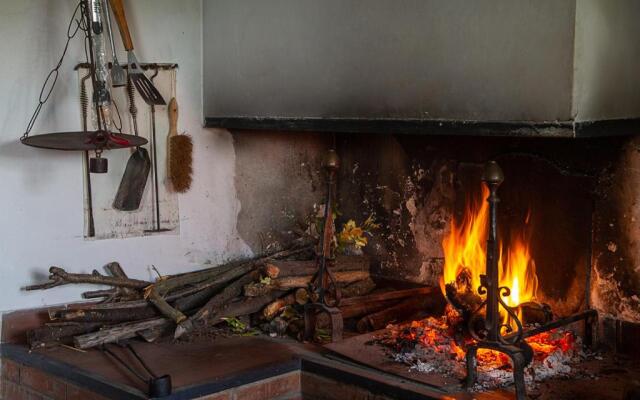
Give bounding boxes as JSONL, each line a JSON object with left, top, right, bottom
{"left": 103, "top": 0, "right": 118, "bottom": 59}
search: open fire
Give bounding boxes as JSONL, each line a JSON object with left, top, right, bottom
{"left": 441, "top": 185, "right": 538, "bottom": 330}
{"left": 375, "top": 183, "right": 585, "bottom": 391}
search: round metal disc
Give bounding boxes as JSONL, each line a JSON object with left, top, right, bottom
{"left": 21, "top": 131, "right": 147, "bottom": 151}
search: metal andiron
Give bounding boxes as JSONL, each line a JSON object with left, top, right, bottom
{"left": 464, "top": 161, "right": 533, "bottom": 400}
{"left": 304, "top": 149, "right": 344, "bottom": 343}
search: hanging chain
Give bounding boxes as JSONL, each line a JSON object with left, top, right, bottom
{"left": 22, "top": 1, "right": 88, "bottom": 141}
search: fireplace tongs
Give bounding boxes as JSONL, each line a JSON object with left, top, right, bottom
{"left": 100, "top": 342, "right": 172, "bottom": 397}
{"left": 304, "top": 149, "right": 344, "bottom": 343}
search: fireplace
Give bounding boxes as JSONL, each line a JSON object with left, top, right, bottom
{"left": 316, "top": 132, "right": 640, "bottom": 398}
{"left": 5, "top": 2, "right": 640, "bottom": 399}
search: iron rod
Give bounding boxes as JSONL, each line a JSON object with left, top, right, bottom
{"left": 507, "top": 309, "right": 598, "bottom": 341}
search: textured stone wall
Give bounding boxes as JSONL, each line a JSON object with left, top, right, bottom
{"left": 592, "top": 137, "right": 640, "bottom": 322}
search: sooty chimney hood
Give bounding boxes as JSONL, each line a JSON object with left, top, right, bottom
{"left": 203, "top": 0, "right": 640, "bottom": 138}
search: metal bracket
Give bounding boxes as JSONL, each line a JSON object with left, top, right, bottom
{"left": 304, "top": 303, "right": 343, "bottom": 343}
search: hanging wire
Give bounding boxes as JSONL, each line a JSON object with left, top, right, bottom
{"left": 22, "top": 1, "right": 88, "bottom": 141}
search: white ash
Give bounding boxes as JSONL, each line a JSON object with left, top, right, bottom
{"left": 382, "top": 321, "right": 582, "bottom": 392}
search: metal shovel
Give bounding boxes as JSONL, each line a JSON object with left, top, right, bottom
{"left": 113, "top": 78, "right": 150, "bottom": 211}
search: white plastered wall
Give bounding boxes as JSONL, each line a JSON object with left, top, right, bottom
{"left": 0, "top": 0, "right": 250, "bottom": 316}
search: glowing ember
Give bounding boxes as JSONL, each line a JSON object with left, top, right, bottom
{"left": 378, "top": 317, "right": 580, "bottom": 389}
{"left": 441, "top": 186, "right": 539, "bottom": 329}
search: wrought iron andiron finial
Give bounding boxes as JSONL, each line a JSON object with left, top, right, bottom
{"left": 303, "top": 148, "right": 344, "bottom": 343}
{"left": 465, "top": 160, "right": 533, "bottom": 400}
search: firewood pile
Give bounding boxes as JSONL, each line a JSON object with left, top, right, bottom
{"left": 24, "top": 238, "right": 442, "bottom": 350}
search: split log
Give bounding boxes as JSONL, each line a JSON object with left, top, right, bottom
{"left": 263, "top": 294, "right": 296, "bottom": 320}
{"left": 294, "top": 288, "right": 313, "bottom": 305}
{"left": 337, "top": 278, "right": 376, "bottom": 298}
{"left": 25, "top": 267, "right": 151, "bottom": 291}
{"left": 263, "top": 264, "right": 280, "bottom": 279}
{"left": 73, "top": 318, "right": 171, "bottom": 349}
{"left": 243, "top": 282, "right": 272, "bottom": 297}
{"left": 264, "top": 255, "right": 369, "bottom": 278}
{"left": 28, "top": 322, "right": 102, "bottom": 349}
{"left": 217, "top": 291, "right": 286, "bottom": 322}
{"left": 356, "top": 296, "right": 436, "bottom": 333}
{"left": 272, "top": 270, "right": 370, "bottom": 290}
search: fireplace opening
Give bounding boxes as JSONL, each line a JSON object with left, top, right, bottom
{"left": 323, "top": 133, "right": 640, "bottom": 398}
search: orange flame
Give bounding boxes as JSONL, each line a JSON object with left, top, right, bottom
{"left": 441, "top": 186, "right": 538, "bottom": 329}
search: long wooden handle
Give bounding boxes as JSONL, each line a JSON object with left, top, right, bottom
{"left": 168, "top": 97, "right": 178, "bottom": 137}
{"left": 108, "top": 0, "right": 134, "bottom": 51}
